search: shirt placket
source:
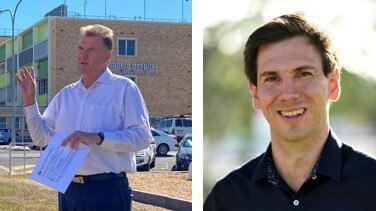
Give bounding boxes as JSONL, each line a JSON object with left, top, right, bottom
{"left": 75, "top": 89, "right": 90, "bottom": 131}
{"left": 266, "top": 153, "right": 322, "bottom": 209}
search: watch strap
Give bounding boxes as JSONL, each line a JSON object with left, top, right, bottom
{"left": 97, "top": 132, "right": 105, "bottom": 145}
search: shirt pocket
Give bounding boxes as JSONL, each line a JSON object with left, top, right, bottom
{"left": 84, "top": 105, "right": 122, "bottom": 132}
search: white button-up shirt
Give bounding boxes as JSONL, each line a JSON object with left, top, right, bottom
{"left": 24, "top": 68, "right": 153, "bottom": 175}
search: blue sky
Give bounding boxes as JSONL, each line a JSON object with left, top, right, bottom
{"left": 0, "top": 0, "right": 192, "bottom": 32}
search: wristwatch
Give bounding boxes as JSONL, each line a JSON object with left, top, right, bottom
{"left": 97, "top": 132, "right": 105, "bottom": 145}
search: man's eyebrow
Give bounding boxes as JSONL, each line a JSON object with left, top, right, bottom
{"left": 259, "top": 71, "right": 278, "bottom": 79}
{"left": 77, "top": 46, "right": 97, "bottom": 50}
{"left": 293, "top": 65, "right": 318, "bottom": 72}
{"left": 259, "top": 65, "right": 319, "bottom": 78}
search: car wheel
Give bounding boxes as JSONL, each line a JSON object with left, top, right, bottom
{"left": 7, "top": 138, "right": 10, "bottom": 145}
{"left": 176, "top": 163, "right": 181, "bottom": 171}
{"left": 150, "top": 157, "right": 156, "bottom": 168}
{"left": 142, "top": 163, "right": 150, "bottom": 171}
{"left": 157, "top": 144, "right": 169, "bottom": 156}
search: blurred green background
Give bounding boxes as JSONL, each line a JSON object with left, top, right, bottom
{"left": 203, "top": 0, "right": 376, "bottom": 201}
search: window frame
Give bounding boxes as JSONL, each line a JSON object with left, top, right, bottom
{"left": 37, "top": 77, "right": 48, "bottom": 95}
{"left": 15, "top": 117, "right": 20, "bottom": 130}
{"left": 0, "top": 117, "right": 6, "bottom": 128}
{"left": 117, "top": 38, "right": 137, "bottom": 57}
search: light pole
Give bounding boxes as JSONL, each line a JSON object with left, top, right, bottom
{"left": 84, "top": 0, "right": 88, "bottom": 18}
{"left": 144, "top": 0, "right": 146, "bottom": 21}
{"left": 0, "top": 0, "right": 24, "bottom": 175}
{"left": 181, "top": 0, "right": 189, "bottom": 22}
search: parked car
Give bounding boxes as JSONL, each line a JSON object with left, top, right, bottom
{"left": 156, "top": 117, "right": 192, "bottom": 141}
{"left": 176, "top": 133, "right": 192, "bottom": 171}
{"left": 31, "top": 145, "right": 47, "bottom": 151}
{"left": 151, "top": 128, "right": 179, "bottom": 156}
{"left": 136, "top": 140, "right": 156, "bottom": 171}
{"left": 0, "top": 128, "right": 31, "bottom": 145}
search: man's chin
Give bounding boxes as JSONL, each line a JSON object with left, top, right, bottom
{"left": 78, "top": 68, "right": 88, "bottom": 75}
{"left": 273, "top": 126, "right": 310, "bottom": 142}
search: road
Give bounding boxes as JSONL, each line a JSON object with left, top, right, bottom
{"left": 151, "top": 151, "right": 177, "bottom": 172}
{"left": 0, "top": 148, "right": 178, "bottom": 175}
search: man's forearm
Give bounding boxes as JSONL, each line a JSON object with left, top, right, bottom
{"left": 24, "top": 103, "right": 54, "bottom": 147}
{"left": 100, "top": 126, "right": 153, "bottom": 153}
{"left": 23, "top": 97, "right": 36, "bottom": 107}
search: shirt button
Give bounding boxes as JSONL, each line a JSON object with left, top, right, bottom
{"left": 293, "top": 200, "right": 299, "bottom": 206}
{"left": 312, "top": 174, "right": 317, "bottom": 180}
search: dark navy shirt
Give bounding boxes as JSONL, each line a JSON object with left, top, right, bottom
{"left": 204, "top": 131, "right": 376, "bottom": 211}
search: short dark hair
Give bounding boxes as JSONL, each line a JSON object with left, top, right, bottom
{"left": 243, "top": 12, "right": 339, "bottom": 86}
{"left": 80, "top": 24, "right": 114, "bottom": 50}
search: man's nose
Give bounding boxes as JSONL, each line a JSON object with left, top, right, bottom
{"left": 279, "top": 78, "right": 300, "bottom": 101}
{"left": 79, "top": 50, "right": 88, "bottom": 58}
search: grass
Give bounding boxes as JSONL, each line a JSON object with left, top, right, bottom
{"left": 0, "top": 172, "right": 191, "bottom": 211}
{"left": 0, "top": 174, "right": 57, "bottom": 211}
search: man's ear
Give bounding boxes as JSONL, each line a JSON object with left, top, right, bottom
{"left": 105, "top": 50, "right": 112, "bottom": 63}
{"left": 249, "top": 83, "right": 261, "bottom": 109}
{"left": 328, "top": 69, "right": 341, "bottom": 102}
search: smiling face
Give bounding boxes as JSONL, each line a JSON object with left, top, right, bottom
{"left": 77, "top": 35, "right": 112, "bottom": 79}
{"left": 250, "top": 36, "right": 340, "bottom": 142}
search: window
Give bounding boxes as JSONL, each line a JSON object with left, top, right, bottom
{"left": 183, "top": 137, "right": 192, "bottom": 147}
{"left": 0, "top": 61, "right": 5, "bottom": 74}
{"left": 151, "top": 131, "right": 160, "bottom": 136}
{"left": 183, "top": 119, "right": 192, "bottom": 127}
{"left": 175, "top": 119, "right": 183, "bottom": 127}
{"left": 165, "top": 120, "right": 172, "bottom": 127}
{"left": 149, "top": 117, "right": 158, "bottom": 128}
{"left": 24, "top": 117, "right": 28, "bottom": 129}
{"left": 37, "top": 78, "right": 48, "bottom": 95}
{"left": 158, "top": 121, "right": 165, "bottom": 129}
{"left": 118, "top": 39, "right": 137, "bottom": 56}
{"left": 15, "top": 117, "right": 20, "bottom": 129}
{"left": 126, "top": 76, "right": 137, "bottom": 84}
{"left": 0, "top": 117, "right": 6, "bottom": 128}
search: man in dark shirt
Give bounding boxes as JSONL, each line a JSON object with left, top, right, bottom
{"left": 204, "top": 12, "right": 376, "bottom": 211}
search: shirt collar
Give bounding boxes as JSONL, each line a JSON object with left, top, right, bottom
{"left": 316, "top": 130, "right": 342, "bottom": 182}
{"left": 72, "top": 68, "right": 112, "bottom": 89}
{"left": 251, "top": 129, "right": 343, "bottom": 183}
{"left": 251, "top": 147, "right": 270, "bottom": 183}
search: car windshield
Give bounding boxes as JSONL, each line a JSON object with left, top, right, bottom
{"left": 183, "top": 137, "right": 192, "bottom": 148}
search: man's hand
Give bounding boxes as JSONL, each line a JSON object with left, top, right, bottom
{"left": 61, "top": 131, "right": 101, "bottom": 150}
{"left": 16, "top": 66, "right": 36, "bottom": 106}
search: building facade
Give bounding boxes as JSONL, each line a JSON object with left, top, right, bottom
{"left": 0, "top": 16, "right": 192, "bottom": 134}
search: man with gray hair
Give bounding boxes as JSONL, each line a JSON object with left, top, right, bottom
{"left": 17, "top": 24, "right": 152, "bottom": 210}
